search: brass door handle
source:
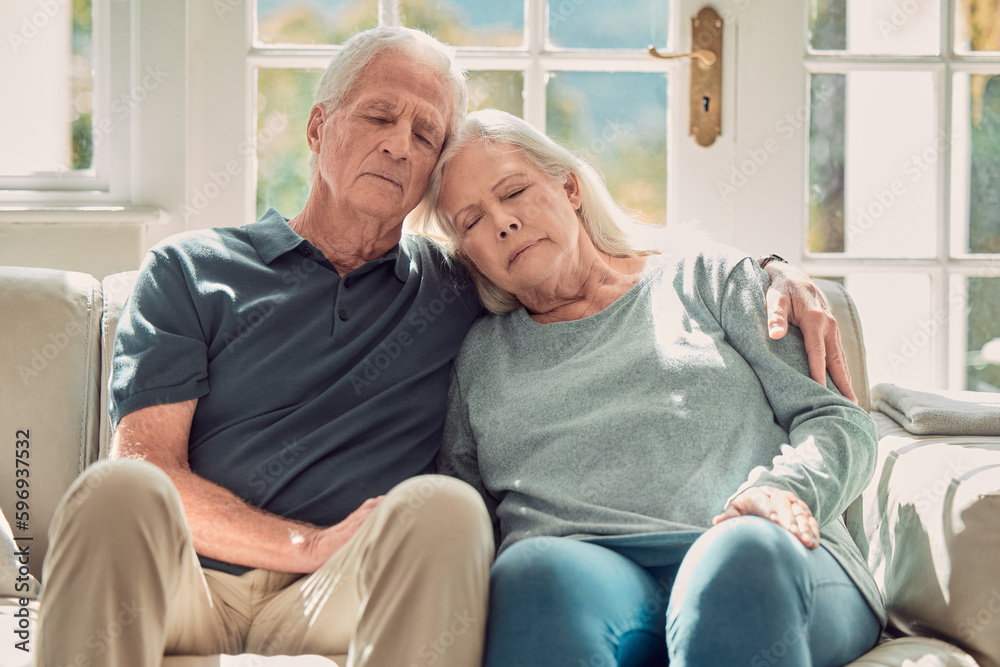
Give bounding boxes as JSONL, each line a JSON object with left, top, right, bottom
{"left": 649, "top": 7, "right": 723, "bottom": 147}
{"left": 647, "top": 46, "right": 717, "bottom": 68}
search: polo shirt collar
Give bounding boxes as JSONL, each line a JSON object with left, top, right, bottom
{"left": 388, "top": 237, "right": 414, "bottom": 282}
{"left": 248, "top": 208, "right": 412, "bottom": 282}
{"left": 248, "top": 208, "right": 307, "bottom": 264}
{"left": 345, "top": 237, "right": 411, "bottom": 283}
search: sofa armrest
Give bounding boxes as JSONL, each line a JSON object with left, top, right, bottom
{"left": 0, "top": 266, "right": 103, "bottom": 581}
{"left": 846, "top": 412, "right": 1000, "bottom": 667}
{"left": 815, "top": 278, "right": 870, "bottom": 411}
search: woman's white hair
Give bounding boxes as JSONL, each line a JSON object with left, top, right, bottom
{"left": 411, "top": 109, "right": 661, "bottom": 314}
{"left": 308, "top": 26, "right": 467, "bottom": 181}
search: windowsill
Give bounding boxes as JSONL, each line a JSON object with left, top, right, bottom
{"left": 0, "top": 206, "right": 167, "bottom": 225}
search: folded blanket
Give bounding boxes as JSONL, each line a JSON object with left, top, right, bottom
{"left": 872, "top": 383, "right": 1000, "bottom": 436}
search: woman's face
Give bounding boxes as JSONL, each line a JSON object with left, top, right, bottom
{"left": 437, "top": 140, "right": 585, "bottom": 296}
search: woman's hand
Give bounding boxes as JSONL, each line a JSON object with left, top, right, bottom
{"left": 761, "top": 260, "right": 858, "bottom": 405}
{"left": 712, "top": 486, "right": 820, "bottom": 549}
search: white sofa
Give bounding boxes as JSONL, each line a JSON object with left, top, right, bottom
{"left": 1, "top": 265, "right": 998, "bottom": 667}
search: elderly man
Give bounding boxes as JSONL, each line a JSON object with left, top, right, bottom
{"left": 38, "top": 27, "right": 490, "bottom": 667}
{"left": 36, "top": 25, "right": 854, "bottom": 667}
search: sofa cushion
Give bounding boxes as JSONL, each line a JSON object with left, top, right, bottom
{"left": 0, "top": 266, "right": 103, "bottom": 581}
{"left": 848, "top": 636, "right": 979, "bottom": 666}
{"left": 846, "top": 412, "right": 1000, "bottom": 667}
{"left": 161, "top": 655, "right": 343, "bottom": 666}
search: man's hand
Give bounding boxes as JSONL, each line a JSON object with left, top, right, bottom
{"left": 303, "top": 497, "right": 384, "bottom": 571}
{"left": 712, "top": 486, "right": 820, "bottom": 549}
{"left": 762, "top": 260, "right": 858, "bottom": 404}
{"left": 112, "top": 400, "right": 386, "bottom": 574}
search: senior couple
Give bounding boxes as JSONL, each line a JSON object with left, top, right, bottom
{"left": 37, "top": 26, "right": 883, "bottom": 667}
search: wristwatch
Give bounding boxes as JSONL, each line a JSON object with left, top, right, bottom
{"left": 758, "top": 254, "right": 787, "bottom": 269}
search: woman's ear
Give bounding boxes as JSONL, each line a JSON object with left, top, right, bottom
{"left": 563, "top": 172, "right": 583, "bottom": 210}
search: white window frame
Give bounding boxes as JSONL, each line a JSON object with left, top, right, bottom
{"left": 0, "top": 0, "right": 115, "bottom": 198}
{"left": 730, "top": 1, "right": 1000, "bottom": 392}
{"left": 188, "top": 0, "right": 740, "bottom": 234}
{"left": 184, "top": 1, "right": 1000, "bottom": 392}
{"left": 0, "top": 0, "right": 185, "bottom": 208}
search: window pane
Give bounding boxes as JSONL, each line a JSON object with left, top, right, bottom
{"left": 0, "top": 0, "right": 93, "bottom": 175}
{"left": 548, "top": 0, "right": 668, "bottom": 50}
{"left": 402, "top": 0, "right": 523, "bottom": 48}
{"left": 846, "top": 273, "right": 934, "bottom": 390}
{"left": 967, "top": 276, "right": 1000, "bottom": 392}
{"left": 955, "top": 0, "right": 1000, "bottom": 53}
{"left": 809, "top": 71, "right": 938, "bottom": 257}
{"left": 968, "top": 75, "right": 1000, "bottom": 253}
{"left": 809, "top": 0, "right": 940, "bottom": 55}
{"left": 467, "top": 71, "right": 524, "bottom": 116}
{"left": 256, "top": 0, "right": 377, "bottom": 46}
{"left": 808, "top": 74, "right": 846, "bottom": 253}
{"left": 809, "top": 0, "right": 846, "bottom": 50}
{"left": 256, "top": 68, "right": 322, "bottom": 220}
{"left": 546, "top": 71, "right": 667, "bottom": 225}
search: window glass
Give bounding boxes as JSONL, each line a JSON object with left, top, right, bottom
{"left": 256, "top": 0, "right": 377, "bottom": 46}
{"left": 255, "top": 68, "right": 322, "bottom": 219}
{"left": 967, "top": 74, "right": 1000, "bottom": 254}
{"left": 253, "top": 6, "right": 670, "bottom": 233}
{"left": 955, "top": 0, "right": 1000, "bottom": 53}
{"left": 547, "top": 71, "right": 667, "bottom": 225}
{"left": 0, "top": 0, "right": 93, "bottom": 175}
{"left": 808, "top": 73, "right": 846, "bottom": 253}
{"left": 966, "top": 276, "right": 1000, "bottom": 392}
{"left": 548, "top": 0, "right": 668, "bottom": 50}
{"left": 402, "top": 0, "right": 523, "bottom": 47}
{"left": 467, "top": 70, "right": 524, "bottom": 116}
{"left": 809, "top": 0, "right": 940, "bottom": 55}
{"left": 809, "top": 0, "right": 846, "bottom": 50}
{"left": 808, "top": 71, "right": 938, "bottom": 257}
{"left": 846, "top": 272, "right": 934, "bottom": 389}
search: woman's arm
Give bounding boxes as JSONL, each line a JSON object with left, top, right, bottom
{"left": 718, "top": 257, "right": 879, "bottom": 532}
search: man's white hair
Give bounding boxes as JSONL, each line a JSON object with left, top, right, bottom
{"left": 308, "top": 26, "right": 468, "bottom": 181}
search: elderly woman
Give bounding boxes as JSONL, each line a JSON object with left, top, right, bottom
{"left": 414, "top": 109, "right": 884, "bottom": 667}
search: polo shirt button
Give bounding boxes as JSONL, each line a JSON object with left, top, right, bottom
{"left": 338, "top": 309, "right": 348, "bottom": 321}
{"left": 344, "top": 277, "right": 352, "bottom": 288}
{"left": 301, "top": 246, "right": 311, "bottom": 256}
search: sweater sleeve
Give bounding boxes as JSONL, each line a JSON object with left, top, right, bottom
{"left": 437, "top": 364, "right": 502, "bottom": 547}
{"left": 718, "top": 257, "right": 878, "bottom": 528}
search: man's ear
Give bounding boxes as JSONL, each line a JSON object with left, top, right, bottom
{"left": 306, "top": 104, "right": 327, "bottom": 155}
{"left": 563, "top": 172, "right": 582, "bottom": 210}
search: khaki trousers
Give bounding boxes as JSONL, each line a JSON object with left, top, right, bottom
{"left": 37, "top": 459, "right": 493, "bottom": 667}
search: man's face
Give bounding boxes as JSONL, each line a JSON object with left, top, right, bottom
{"left": 307, "top": 54, "right": 451, "bottom": 227}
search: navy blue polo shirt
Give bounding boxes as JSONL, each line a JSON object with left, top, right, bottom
{"left": 110, "top": 209, "right": 483, "bottom": 574}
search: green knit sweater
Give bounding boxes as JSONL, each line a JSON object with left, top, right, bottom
{"left": 438, "top": 243, "right": 885, "bottom": 626}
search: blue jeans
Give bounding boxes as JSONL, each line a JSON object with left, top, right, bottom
{"left": 484, "top": 517, "right": 879, "bottom": 667}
